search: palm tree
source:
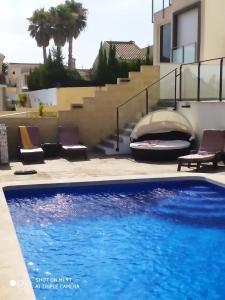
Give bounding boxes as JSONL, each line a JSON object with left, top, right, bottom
{"left": 49, "top": 5, "right": 68, "bottom": 48}
{"left": 64, "top": 1, "right": 87, "bottom": 69}
{"left": 28, "top": 8, "right": 51, "bottom": 62}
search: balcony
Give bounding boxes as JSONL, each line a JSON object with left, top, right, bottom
{"left": 152, "top": 0, "right": 171, "bottom": 23}
{"left": 172, "top": 43, "right": 197, "bottom": 64}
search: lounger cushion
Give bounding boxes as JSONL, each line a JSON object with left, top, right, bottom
{"left": 178, "top": 152, "right": 216, "bottom": 162}
{"left": 20, "top": 147, "right": 44, "bottom": 154}
{"left": 62, "top": 145, "right": 87, "bottom": 150}
{"left": 130, "top": 140, "right": 190, "bottom": 151}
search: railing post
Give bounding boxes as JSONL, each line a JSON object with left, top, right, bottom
{"left": 195, "top": 42, "right": 197, "bottom": 63}
{"left": 182, "top": 46, "right": 185, "bottom": 64}
{"left": 116, "top": 108, "right": 119, "bottom": 152}
{"left": 179, "top": 65, "right": 182, "bottom": 101}
{"left": 197, "top": 61, "right": 201, "bottom": 101}
{"left": 219, "top": 58, "right": 223, "bottom": 101}
{"left": 174, "top": 69, "right": 177, "bottom": 110}
{"left": 152, "top": 0, "right": 154, "bottom": 23}
{"left": 163, "top": 0, "right": 165, "bottom": 18}
{"left": 146, "top": 88, "right": 149, "bottom": 114}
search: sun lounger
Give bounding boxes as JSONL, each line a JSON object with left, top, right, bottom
{"left": 58, "top": 126, "right": 88, "bottom": 160}
{"left": 18, "top": 126, "right": 44, "bottom": 163}
{"left": 177, "top": 130, "right": 225, "bottom": 171}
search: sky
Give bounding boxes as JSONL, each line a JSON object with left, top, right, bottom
{"left": 0, "top": 0, "right": 154, "bottom": 69}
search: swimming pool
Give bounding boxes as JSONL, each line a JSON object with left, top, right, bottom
{"left": 4, "top": 179, "right": 225, "bottom": 300}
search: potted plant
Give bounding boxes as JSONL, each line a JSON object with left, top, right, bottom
{"left": 39, "top": 102, "right": 44, "bottom": 117}
{"left": 17, "top": 93, "right": 28, "bottom": 107}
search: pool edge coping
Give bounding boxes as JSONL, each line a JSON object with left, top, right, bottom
{"left": 1, "top": 173, "right": 225, "bottom": 300}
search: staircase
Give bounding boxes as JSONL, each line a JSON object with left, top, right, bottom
{"left": 93, "top": 120, "right": 137, "bottom": 155}
{"left": 93, "top": 99, "right": 176, "bottom": 156}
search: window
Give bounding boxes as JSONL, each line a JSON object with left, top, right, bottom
{"left": 160, "top": 23, "right": 171, "bottom": 62}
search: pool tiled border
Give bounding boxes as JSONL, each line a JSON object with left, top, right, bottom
{"left": 1, "top": 173, "right": 225, "bottom": 300}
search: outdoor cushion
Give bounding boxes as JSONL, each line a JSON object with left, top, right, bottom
{"left": 130, "top": 140, "right": 190, "bottom": 151}
{"left": 62, "top": 145, "right": 87, "bottom": 150}
{"left": 178, "top": 152, "right": 216, "bottom": 162}
{"left": 20, "top": 147, "right": 44, "bottom": 153}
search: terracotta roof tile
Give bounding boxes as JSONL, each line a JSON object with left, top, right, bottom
{"left": 106, "top": 41, "right": 146, "bottom": 60}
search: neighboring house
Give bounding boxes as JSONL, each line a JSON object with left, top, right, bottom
{"left": 153, "top": 0, "right": 225, "bottom": 65}
{"left": 77, "top": 68, "right": 92, "bottom": 80}
{"left": 7, "top": 63, "right": 41, "bottom": 92}
{"left": 93, "top": 41, "right": 153, "bottom": 69}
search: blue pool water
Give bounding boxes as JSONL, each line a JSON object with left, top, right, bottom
{"left": 4, "top": 180, "right": 225, "bottom": 300}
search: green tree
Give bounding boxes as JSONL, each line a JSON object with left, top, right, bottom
{"left": 27, "top": 47, "right": 81, "bottom": 91}
{"left": 28, "top": 8, "right": 51, "bottom": 62}
{"left": 107, "top": 43, "right": 119, "bottom": 83}
{"left": 93, "top": 42, "right": 108, "bottom": 85}
{"left": 145, "top": 46, "right": 152, "bottom": 65}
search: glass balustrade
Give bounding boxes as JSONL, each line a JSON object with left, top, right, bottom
{"left": 172, "top": 43, "right": 197, "bottom": 64}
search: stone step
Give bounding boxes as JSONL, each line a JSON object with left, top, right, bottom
{"left": 100, "top": 139, "right": 116, "bottom": 149}
{"left": 122, "top": 128, "right": 133, "bottom": 136}
{"left": 92, "top": 146, "right": 106, "bottom": 155}
{"left": 108, "top": 134, "right": 124, "bottom": 142}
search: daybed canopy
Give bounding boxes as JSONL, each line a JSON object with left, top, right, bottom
{"left": 130, "top": 110, "right": 195, "bottom": 140}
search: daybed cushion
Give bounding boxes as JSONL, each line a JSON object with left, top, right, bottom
{"left": 130, "top": 140, "right": 190, "bottom": 151}
{"left": 20, "top": 147, "right": 44, "bottom": 154}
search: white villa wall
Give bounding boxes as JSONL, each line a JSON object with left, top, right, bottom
{"left": 177, "top": 101, "right": 225, "bottom": 142}
{"left": 27, "top": 88, "right": 57, "bottom": 107}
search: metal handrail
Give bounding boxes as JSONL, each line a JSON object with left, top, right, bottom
{"left": 116, "top": 68, "right": 178, "bottom": 151}
{"left": 181, "top": 56, "right": 225, "bottom": 67}
{"left": 117, "top": 68, "right": 177, "bottom": 109}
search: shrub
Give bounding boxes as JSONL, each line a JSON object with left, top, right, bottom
{"left": 17, "top": 93, "right": 28, "bottom": 106}
{"left": 27, "top": 47, "right": 82, "bottom": 91}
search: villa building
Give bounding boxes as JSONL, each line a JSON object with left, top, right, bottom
{"left": 153, "top": 0, "right": 225, "bottom": 65}
{"left": 93, "top": 41, "right": 153, "bottom": 70}
{"left": 7, "top": 62, "right": 41, "bottom": 92}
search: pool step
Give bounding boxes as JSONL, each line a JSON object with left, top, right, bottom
{"left": 151, "top": 188, "right": 225, "bottom": 228}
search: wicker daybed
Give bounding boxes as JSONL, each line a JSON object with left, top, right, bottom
{"left": 130, "top": 110, "right": 195, "bottom": 161}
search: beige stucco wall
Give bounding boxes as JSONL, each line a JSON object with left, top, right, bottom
{"left": 201, "top": 0, "right": 225, "bottom": 60}
{"left": 2, "top": 66, "right": 160, "bottom": 158}
{"left": 56, "top": 87, "right": 102, "bottom": 110}
{"left": 58, "top": 66, "right": 160, "bottom": 148}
